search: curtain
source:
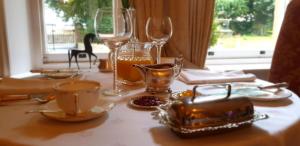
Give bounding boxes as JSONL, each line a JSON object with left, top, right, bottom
{"left": 132, "top": 0, "right": 215, "bottom": 68}
{"left": 0, "top": 0, "right": 10, "bottom": 77}
{"left": 269, "top": 0, "right": 300, "bottom": 95}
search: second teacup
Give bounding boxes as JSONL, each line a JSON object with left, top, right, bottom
{"left": 54, "top": 80, "right": 101, "bottom": 116}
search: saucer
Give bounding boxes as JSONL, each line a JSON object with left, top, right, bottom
{"left": 40, "top": 99, "right": 115, "bottom": 122}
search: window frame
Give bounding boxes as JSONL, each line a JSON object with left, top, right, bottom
{"left": 30, "top": 0, "right": 291, "bottom": 69}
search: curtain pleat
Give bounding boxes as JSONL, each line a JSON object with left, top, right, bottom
{"left": 133, "top": 0, "right": 215, "bottom": 68}
{"left": 189, "top": 0, "right": 215, "bottom": 68}
{"left": 190, "top": 0, "right": 197, "bottom": 64}
{"left": 0, "top": 0, "right": 10, "bottom": 77}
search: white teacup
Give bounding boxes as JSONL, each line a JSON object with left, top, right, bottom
{"left": 54, "top": 80, "right": 101, "bottom": 115}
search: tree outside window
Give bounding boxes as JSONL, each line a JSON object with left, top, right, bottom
{"left": 45, "top": 0, "right": 113, "bottom": 43}
{"left": 210, "top": 0, "right": 275, "bottom": 49}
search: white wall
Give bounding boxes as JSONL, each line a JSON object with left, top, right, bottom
{"left": 4, "top": 0, "right": 33, "bottom": 76}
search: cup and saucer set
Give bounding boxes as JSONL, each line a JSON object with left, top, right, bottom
{"left": 28, "top": 80, "right": 115, "bottom": 122}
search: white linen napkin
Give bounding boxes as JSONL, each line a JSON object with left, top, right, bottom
{"left": 0, "top": 95, "right": 29, "bottom": 102}
{"left": 0, "top": 77, "right": 76, "bottom": 97}
{"left": 179, "top": 69, "right": 256, "bottom": 84}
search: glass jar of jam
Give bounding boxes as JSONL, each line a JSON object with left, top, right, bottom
{"left": 117, "top": 42, "right": 154, "bottom": 85}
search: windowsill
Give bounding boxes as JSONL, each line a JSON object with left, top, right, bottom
{"left": 43, "top": 52, "right": 109, "bottom": 63}
{"left": 42, "top": 57, "right": 272, "bottom": 71}
{"left": 11, "top": 62, "right": 99, "bottom": 78}
{"left": 11, "top": 57, "right": 272, "bottom": 79}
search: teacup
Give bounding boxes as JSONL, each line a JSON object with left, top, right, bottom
{"left": 53, "top": 80, "right": 101, "bottom": 116}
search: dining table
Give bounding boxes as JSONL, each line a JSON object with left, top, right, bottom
{"left": 1, "top": 70, "right": 300, "bottom": 146}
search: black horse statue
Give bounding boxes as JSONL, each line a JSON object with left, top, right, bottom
{"left": 68, "top": 33, "right": 98, "bottom": 69}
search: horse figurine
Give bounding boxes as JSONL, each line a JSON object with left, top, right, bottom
{"left": 68, "top": 33, "right": 98, "bottom": 69}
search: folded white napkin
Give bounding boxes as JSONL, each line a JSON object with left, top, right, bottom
{"left": 0, "top": 95, "right": 29, "bottom": 102}
{"left": 0, "top": 77, "right": 76, "bottom": 96}
{"left": 179, "top": 69, "right": 256, "bottom": 84}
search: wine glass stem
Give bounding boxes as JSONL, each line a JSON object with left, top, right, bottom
{"left": 156, "top": 45, "right": 163, "bottom": 64}
{"left": 112, "top": 48, "right": 118, "bottom": 91}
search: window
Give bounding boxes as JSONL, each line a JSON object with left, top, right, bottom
{"left": 41, "top": 0, "right": 117, "bottom": 63}
{"left": 33, "top": 0, "right": 291, "bottom": 68}
{"left": 206, "top": 0, "right": 291, "bottom": 68}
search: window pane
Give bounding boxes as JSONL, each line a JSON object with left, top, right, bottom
{"left": 43, "top": 0, "right": 112, "bottom": 54}
{"left": 209, "top": 0, "right": 277, "bottom": 59}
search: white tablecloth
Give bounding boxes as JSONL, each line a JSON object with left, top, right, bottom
{"left": 1, "top": 72, "right": 300, "bottom": 146}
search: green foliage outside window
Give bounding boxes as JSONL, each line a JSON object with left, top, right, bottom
{"left": 215, "top": 0, "right": 274, "bottom": 35}
{"left": 45, "top": 0, "right": 113, "bottom": 40}
{"left": 46, "top": 0, "right": 273, "bottom": 47}
{"left": 210, "top": 20, "right": 219, "bottom": 47}
{"left": 210, "top": 0, "right": 274, "bottom": 47}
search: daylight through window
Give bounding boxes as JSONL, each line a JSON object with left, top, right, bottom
{"left": 207, "top": 0, "right": 290, "bottom": 61}
{"left": 42, "top": 0, "right": 113, "bottom": 62}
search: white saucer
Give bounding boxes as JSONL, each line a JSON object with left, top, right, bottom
{"left": 40, "top": 99, "right": 115, "bottom": 122}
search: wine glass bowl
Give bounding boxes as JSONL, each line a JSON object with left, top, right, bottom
{"left": 146, "top": 17, "right": 173, "bottom": 64}
{"left": 95, "top": 8, "right": 132, "bottom": 49}
{"left": 94, "top": 8, "right": 132, "bottom": 96}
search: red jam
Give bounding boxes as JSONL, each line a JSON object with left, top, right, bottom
{"left": 133, "top": 96, "right": 165, "bottom": 106}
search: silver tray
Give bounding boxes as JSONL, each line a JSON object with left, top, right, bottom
{"left": 152, "top": 108, "right": 268, "bottom": 137}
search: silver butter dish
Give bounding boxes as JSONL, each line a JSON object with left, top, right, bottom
{"left": 153, "top": 108, "right": 268, "bottom": 137}
{"left": 152, "top": 84, "right": 268, "bottom": 137}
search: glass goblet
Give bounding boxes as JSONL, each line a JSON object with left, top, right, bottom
{"left": 94, "top": 8, "right": 132, "bottom": 96}
{"left": 146, "top": 17, "right": 173, "bottom": 64}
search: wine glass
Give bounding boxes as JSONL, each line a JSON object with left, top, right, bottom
{"left": 146, "top": 17, "right": 173, "bottom": 64}
{"left": 94, "top": 8, "right": 132, "bottom": 96}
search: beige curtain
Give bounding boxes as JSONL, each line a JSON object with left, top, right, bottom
{"left": 0, "top": 0, "right": 10, "bottom": 77}
{"left": 132, "top": 0, "right": 215, "bottom": 68}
